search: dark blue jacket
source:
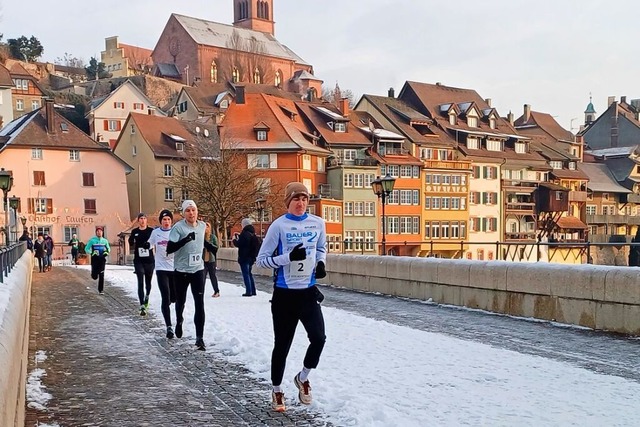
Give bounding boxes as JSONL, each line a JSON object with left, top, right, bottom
{"left": 233, "top": 224, "right": 257, "bottom": 264}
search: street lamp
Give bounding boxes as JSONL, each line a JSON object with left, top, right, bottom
{"left": 371, "top": 174, "right": 396, "bottom": 255}
{"left": 8, "top": 195, "right": 19, "bottom": 243}
{"left": 20, "top": 215, "right": 27, "bottom": 234}
{"left": 0, "top": 168, "right": 13, "bottom": 246}
{"left": 255, "top": 197, "right": 266, "bottom": 237}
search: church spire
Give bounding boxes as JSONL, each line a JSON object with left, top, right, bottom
{"left": 584, "top": 93, "right": 596, "bottom": 126}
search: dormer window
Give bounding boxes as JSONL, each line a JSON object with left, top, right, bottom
{"left": 466, "top": 137, "right": 479, "bottom": 149}
{"left": 220, "top": 99, "right": 229, "bottom": 109}
{"left": 467, "top": 115, "right": 478, "bottom": 127}
{"left": 449, "top": 112, "right": 457, "bottom": 125}
{"left": 486, "top": 139, "right": 501, "bottom": 151}
{"left": 334, "top": 122, "right": 346, "bottom": 133}
{"left": 515, "top": 142, "right": 527, "bottom": 154}
{"left": 489, "top": 117, "right": 496, "bottom": 129}
{"left": 550, "top": 161, "right": 562, "bottom": 169}
{"left": 568, "top": 161, "right": 576, "bottom": 170}
{"left": 176, "top": 142, "right": 184, "bottom": 151}
{"left": 254, "top": 122, "right": 270, "bottom": 141}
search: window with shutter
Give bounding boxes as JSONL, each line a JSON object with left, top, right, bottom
{"left": 84, "top": 199, "right": 97, "bottom": 214}
{"left": 46, "top": 198, "right": 53, "bottom": 214}
{"left": 33, "top": 171, "right": 46, "bottom": 186}
{"left": 83, "top": 172, "right": 95, "bottom": 187}
{"left": 103, "top": 120, "right": 109, "bottom": 131}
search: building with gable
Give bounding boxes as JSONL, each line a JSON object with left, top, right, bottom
{"left": 151, "top": 1, "right": 321, "bottom": 97}
{"left": 579, "top": 96, "right": 640, "bottom": 150}
{"left": 112, "top": 112, "right": 218, "bottom": 220}
{"left": 85, "top": 79, "right": 166, "bottom": 148}
{"left": 9, "top": 63, "right": 44, "bottom": 119}
{"left": 101, "top": 36, "right": 154, "bottom": 78}
{"left": 0, "top": 99, "right": 131, "bottom": 259}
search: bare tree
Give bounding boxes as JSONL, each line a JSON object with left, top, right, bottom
{"left": 165, "top": 137, "right": 282, "bottom": 246}
{"left": 215, "top": 30, "right": 274, "bottom": 84}
{"left": 54, "top": 52, "right": 86, "bottom": 69}
{"left": 126, "top": 48, "right": 153, "bottom": 75}
{"left": 322, "top": 82, "right": 356, "bottom": 108}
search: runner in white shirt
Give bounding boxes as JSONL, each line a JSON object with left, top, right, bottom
{"left": 256, "top": 182, "right": 327, "bottom": 413}
{"left": 148, "top": 209, "right": 176, "bottom": 339}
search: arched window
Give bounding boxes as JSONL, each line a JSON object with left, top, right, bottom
{"left": 232, "top": 66, "right": 240, "bottom": 83}
{"left": 274, "top": 70, "right": 282, "bottom": 87}
{"left": 264, "top": 1, "right": 269, "bottom": 19}
{"left": 210, "top": 61, "right": 218, "bottom": 83}
{"left": 253, "top": 67, "right": 261, "bottom": 84}
{"left": 257, "top": 1, "right": 263, "bottom": 18}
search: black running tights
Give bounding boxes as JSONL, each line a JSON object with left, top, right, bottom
{"left": 174, "top": 269, "right": 206, "bottom": 339}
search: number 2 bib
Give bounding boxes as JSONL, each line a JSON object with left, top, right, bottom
{"left": 288, "top": 257, "right": 313, "bottom": 281}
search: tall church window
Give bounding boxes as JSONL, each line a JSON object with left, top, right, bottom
{"left": 210, "top": 62, "right": 218, "bottom": 83}
{"left": 232, "top": 66, "right": 240, "bottom": 83}
{"left": 275, "top": 70, "right": 282, "bottom": 87}
{"left": 253, "top": 67, "right": 262, "bottom": 84}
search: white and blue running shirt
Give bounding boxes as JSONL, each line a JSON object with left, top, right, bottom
{"left": 256, "top": 212, "right": 327, "bottom": 289}
{"left": 149, "top": 227, "right": 174, "bottom": 272}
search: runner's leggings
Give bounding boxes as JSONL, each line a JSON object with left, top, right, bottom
{"left": 134, "top": 261, "right": 154, "bottom": 305}
{"left": 270, "top": 286, "right": 326, "bottom": 386}
{"left": 156, "top": 270, "right": 175, "bottom": 327}
{"left": 174, "top": 269, "right": 206, "bottom": 339}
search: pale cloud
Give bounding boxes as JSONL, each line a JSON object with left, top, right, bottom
{"left": 2, "top": 0, "right": 639, "bottom": 130}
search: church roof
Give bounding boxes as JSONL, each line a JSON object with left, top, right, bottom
{"left": 584, "top": 101, "right": 596, "bottom": 114}
{"left": 171, "top": 13, "right": 310, "bottom": 66}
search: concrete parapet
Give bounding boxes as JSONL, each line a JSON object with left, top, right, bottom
{"left": 0, "top": 251, "right": 33, "bottom": 427}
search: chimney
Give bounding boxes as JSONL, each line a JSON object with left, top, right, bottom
{"left": 524, "top": 104, "right": 531, "bottom": 122}
{"left": 621, "top": 96, "right": 627, "bottom": 104}
{"left": 507, "top": 111, "right": 514, "bottom": 126}
{"left": 388, "top": 87, "right": 395, "bottom": 98}
{"left": 236, "top": 85, "right": 245, "bottom": 105}
{"left": 608, "top": 96, "right": 616, "bottom": 106}
{"left": 45, "top": 98, "right": 55, "bottom": 134}
{"left": 339, "top": 97, "right": 350, "bottom": 117}
{"left": 485, "top": 98, "right": 492, "bottom": 107}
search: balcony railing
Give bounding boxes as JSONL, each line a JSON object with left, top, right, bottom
{"left": 505, "top": 202, "right": 536, "bottom": 213}
{"left": 504, "top": 232, "right": 538, "bottom": 241}
{"left": 586, "top": 214, "right": 640, "bottom": 225}
{"left": 502, "top": 180, "right": 539, "bottom": 189}
{"left": 423, "top": 159, "right": 472, "bottom": 171}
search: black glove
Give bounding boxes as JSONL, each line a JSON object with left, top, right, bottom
{"left": 315, "top": 287, "right": 325, "bottom": 303}
{"left": 315, "top": 261, "right": 326, "bottom": 279}
{"left": 102, "top": 252, "right": 109, "bottom": 258}
{"left": 187, "top": 232, "right": 196, "bottom": 241}
{"left": 143, "top": 242, "right": 151, "bottom": 249}
{"left": 289, "top": 243, "right": 306, "bottom": 261}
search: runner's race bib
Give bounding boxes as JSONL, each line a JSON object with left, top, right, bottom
{"left": 138, "top": 248, "right": 150, "bottom": 257}
{"left": 189, "top": 253, "right": 202, "bottom": 267}
{"left": 288, "top": 257, "right": 313, "bottom": 281}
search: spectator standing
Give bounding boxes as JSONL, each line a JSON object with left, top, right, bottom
{"left": 233, "top": 218, "right": 259, "bottom": 297}
{"left": 19, "top": 230, "right": 33, "bottom": 252}
{"left": 43, "top": 232, "right": 54, "bottom": 271}
{"left": 256, "top": 182, "right": 328, "bottom": 412}
{"left": 204, "top": 222, "right": 220, "bottom": 297}
{"left": 33, "top": 233, "right": 47, "bottom": 272}
{"left": 68, "top": 233, "right": 80, "bottom": 264}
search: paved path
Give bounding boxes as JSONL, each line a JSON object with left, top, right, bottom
{"left": 25, "top": 266, "right": 330, "bottom": 427}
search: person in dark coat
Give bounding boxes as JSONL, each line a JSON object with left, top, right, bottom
{"left": 43, "top": 232, "right": 54, "bottom": 271}
{"left": 629, "top": 228, "right": 640, "bottom": 266}
{"left": 33, "top": 233, "right": 47, "bottom": 272}
{"left": 19, "top": 230, "right": 33, "bottom": 252}
{"left": 232, "top": 218, "right": 259, "bottom": 296}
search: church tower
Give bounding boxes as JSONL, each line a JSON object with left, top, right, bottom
{"left": 233, "top": 0, "right": 275, "bottom": 35}
{"left": 584, "top": 94, "right": 596, "bottom": 126}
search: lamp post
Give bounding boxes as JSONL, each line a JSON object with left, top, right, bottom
{"left": 8, "top": 195, "right": 20, "bottom": 244}
{"left": 255, "top": 197, "right": 266, "bottom": 237}
{"left": 20, "top": 216, "right": 27, "bottom": 234}
{"left": 371, "top": 174, "right": 396, "bottom": 255}
{"left": 0, "top": 168, "right": 13, "bottom": 246}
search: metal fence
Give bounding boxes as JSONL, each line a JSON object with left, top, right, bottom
{"left": 0, "top": 241, "right": 28, "bottom": 283}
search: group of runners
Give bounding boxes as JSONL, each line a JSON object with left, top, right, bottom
{"left": 85, "top": 182, "right": 329, "bottom": 412}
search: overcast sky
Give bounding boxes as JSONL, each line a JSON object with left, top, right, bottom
{"left": 1, "top": 0, "right": 637, "bottom": 131}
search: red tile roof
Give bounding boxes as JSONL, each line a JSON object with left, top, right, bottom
{"left": 124, "top": 113, "right": 218, "bottom": 158}
{"left": 119, "top": 43, "right": 153, "bottom": 69}
{"left": 515, "top": 111, "right": 574, "bottom": 142}
{"left": 0, "top": 63, "right": 12, "bottom": 86}
{"left": 295, "top": 102, "right": 373, "bottom": 147}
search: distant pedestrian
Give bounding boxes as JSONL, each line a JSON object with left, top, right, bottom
{"left": 204, "top": 221, "right": 220, "bottom": 297}
{"left": 167, "top": 200, "right": 217, "bottom": 351}
{"left": 19, "top": 230, "right": 33, "bottom": 252}
{"left": 256, "top": 182, "right": 327, "bottom": 412}
{"left": 148, "top": 209, "right": 177, "bottom": 339}
{"left": 43, "top": 232, "right": 54, "bottom": 271}
{"left": 33, "top": 233, "right": 47, "bottom": 272}
{"left": 68, "top": 233, "right": 80, "bottom": 264}
{"left": 129, "top": 213, "right": 155, "bottom": 316}
{"left": 232, "top": 218, "right": 259, "bottom": 296}
{"left": 85, "top": 227, "right": 110, "bottom": 294}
